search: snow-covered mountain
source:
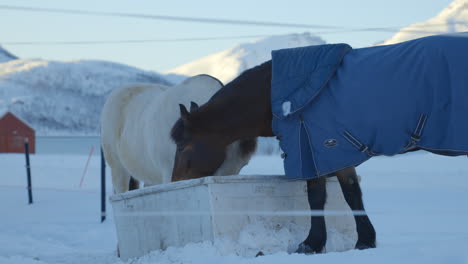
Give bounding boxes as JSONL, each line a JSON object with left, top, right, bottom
{"left": 3, "top": 0, "right": 465, "bottom": 137}
{"left": 383, "top": 0, "right": 468, "bottom": 45}
{"left": 168, "top": 0, "right": 468, "bottom": 84}
{"left": 0, "top": 58, "right": 171, "bottom": 135}
{"left": 166, "top": 33, "right": 326, "bottom": 84}
{"left": 0, "top": 45, "right": 17, "bottom": 63}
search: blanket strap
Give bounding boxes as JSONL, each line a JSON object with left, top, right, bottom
{"left": 410, "top": 113, "right": 428, "bottom": 143}
{"left": 343, "top": 131, "right": 379, "bottom": 157}
{"left": 401, "top": 113, "right": 428, "bottom": 153}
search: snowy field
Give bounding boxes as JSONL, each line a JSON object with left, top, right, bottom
{"left": 1, "top": 138, "right": 468, "bottom": 264}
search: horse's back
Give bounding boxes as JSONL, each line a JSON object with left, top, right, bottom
{"left": 101, "top": 83, "right": 167, "bottom": 147}
{"left": 164, "top": 74, "right": 224, "bottom": 106}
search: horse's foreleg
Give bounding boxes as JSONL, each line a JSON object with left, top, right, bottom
{"left": 296, "top": 176, "right": 327, "bottom": 254}
{"left": 335, "top": 167, "right": 376, "bottom": 250}
{"left": 129, "top": 177, "right": 140, "bottom": 190}
{"left": 111, "top": 164, "right": 132, "bottom": 194}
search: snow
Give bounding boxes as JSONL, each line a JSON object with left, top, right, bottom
{"left": 0, "top": 59, "right": 171, "bottom": 135}
{"left": 1, "top": 138, "right": 467, "bottom": 264}
{"left": 282, "top": 101, "right": 291, "bottom": 116}
{"left": 382, "top": 0, "right": 468, "bottom": 45}
{"left": 166, "top": 33, "right": 325, "bottom": 84}
{"left": 1, "top": 1, "right": 468, "bottom": 262}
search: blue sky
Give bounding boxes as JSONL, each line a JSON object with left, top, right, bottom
{"left": 0, "top": 0, "right": 454, "bottom": 72}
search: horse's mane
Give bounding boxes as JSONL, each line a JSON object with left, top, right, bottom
{"left": 209, "top": 60, "right": 272, "bottom": 101}
{"left": 171, "top": 60, "right": 273, "bottom": 142}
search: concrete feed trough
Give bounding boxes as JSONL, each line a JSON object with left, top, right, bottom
{"left": 110, "top": 175, "right": 358, "bottom": 260}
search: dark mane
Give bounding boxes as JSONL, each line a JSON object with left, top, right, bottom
{"left": 170, "top": 118, "right": 184, "bottom": 143}
{"left": 209, "top": 60, "right": 272, "bottom": 102}
{"left": 171, "top": 60, "right": 273, "bottom": 145}
{"left": 183, "top": 60, "right": 272, "bottom": 138}
{"left": 171, "top": 63, "right": 271, "bottom": 143}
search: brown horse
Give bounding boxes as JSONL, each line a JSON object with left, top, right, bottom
{"left": 170, "top": 61, "right": 376, "bottom": 254}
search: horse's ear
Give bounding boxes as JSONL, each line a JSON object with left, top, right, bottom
{"left": 179, "top": 104, "right": 190, "bottom": 121}
{"left": 190, "top": 101, "right": 199, "bottom": 112}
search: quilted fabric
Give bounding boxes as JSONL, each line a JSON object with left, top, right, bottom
{"left": 271, "top": 33, "right": 468, "bottom": 179}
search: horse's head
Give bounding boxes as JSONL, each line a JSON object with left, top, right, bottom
{"left": 170, "top": 102, "right": 229, "bottom": 181}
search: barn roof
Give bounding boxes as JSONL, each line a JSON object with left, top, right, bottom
{"left": 0, "top": 111, "right": 35, "bottom": 132}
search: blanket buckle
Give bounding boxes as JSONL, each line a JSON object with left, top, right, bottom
{"left": 408, "top": 113, "right": 428, "bottom": 147}
{"left": 343, "top": 131, "right": 377, "bottom": 157}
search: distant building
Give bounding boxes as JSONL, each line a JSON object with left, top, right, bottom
{"left": 0, "top": 112, "right": 35, "bottom": 153}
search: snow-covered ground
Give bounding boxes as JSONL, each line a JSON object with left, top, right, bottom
{"left": 1, "top": 138, "right": 467, "bottom": 264}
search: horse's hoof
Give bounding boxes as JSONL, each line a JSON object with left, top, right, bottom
{"left": 355, "top": 240, "right": 376, "bottom": 250}
{"left": 295, "top": 242, "right": 322, "bottom": 254}
{"left": 255, "top": 251, "right": 264, "bottom": 257}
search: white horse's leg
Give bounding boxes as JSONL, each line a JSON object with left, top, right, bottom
{"left": 111, "top": 162, "right": 132, "bottom": 194}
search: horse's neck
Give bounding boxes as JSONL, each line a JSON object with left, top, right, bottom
{"left": 194, "top": 61, "right": 274, "bottom": 142}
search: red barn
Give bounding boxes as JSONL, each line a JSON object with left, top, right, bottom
{"left": 0, "top": 112, "right": 35, "bottom": 153}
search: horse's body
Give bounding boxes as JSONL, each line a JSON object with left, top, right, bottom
{"left": 101, "top": 75, "right": 256, "bottom": 194}
{"left": 171, "top": 34, "right": 468, "bottom": 254}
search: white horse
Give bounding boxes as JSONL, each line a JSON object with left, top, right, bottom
{"left": 101, "top": 75, "right": 256, "bottom": 194}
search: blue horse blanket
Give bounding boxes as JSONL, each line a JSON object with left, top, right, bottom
{"left": 271, "top": 33, "right": 468, "bottom": 179}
